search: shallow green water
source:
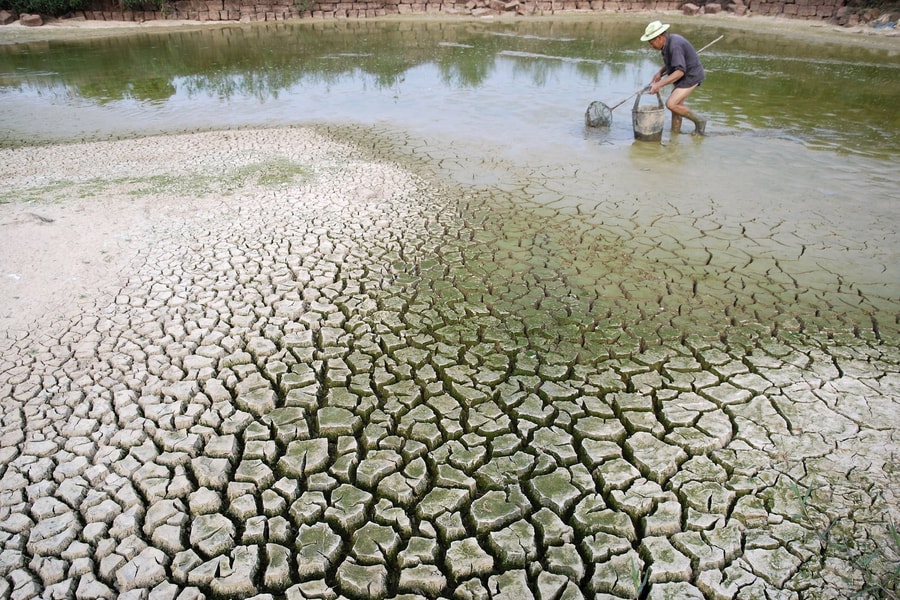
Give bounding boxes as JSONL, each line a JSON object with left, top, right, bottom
{"left": 1, "top": 17, "right": 899, "bottom": 156}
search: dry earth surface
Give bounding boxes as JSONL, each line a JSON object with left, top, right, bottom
{"left": 1, "top": 14, "right": 899, "bottom": 600}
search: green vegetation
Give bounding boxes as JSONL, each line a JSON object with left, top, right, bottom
{"left": 788, "top": 479, "right": 900, "bottom": 599}
{"left": 0, "top": 0, "right": 85, "bottom": 16}
{"left": 0, "top": 158, "right": 312, "bottom": 205}
{"left": 629, "top": 556, "right": 649, "bottom": 598}
{"left": 0, "top": 0, "right": 166, "bottom": 16}
{"left": 118, "top": 0, "right": 170, "bottom": 13}
{"left": 0, "top": 0, "right": 171, "bottom": 15}
{"left": 0, "top": 179, "right": 76, "bottom": 204}
{"left": 230, "top": 158, "right": 311, "bottom": 188}
{"left": 846, "top": 0, "right": 900, "bottom": 10}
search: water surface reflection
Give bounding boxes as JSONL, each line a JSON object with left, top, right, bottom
{"left": 1, "top": 17, "right": 899, "bottom": 157}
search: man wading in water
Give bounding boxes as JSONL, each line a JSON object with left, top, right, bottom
{"left": 642, "top": 21, "right": 707, "bottom": 136}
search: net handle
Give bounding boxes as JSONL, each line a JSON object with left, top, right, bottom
{"left": 608, "top": 86, "right": 650, "bottom": 112}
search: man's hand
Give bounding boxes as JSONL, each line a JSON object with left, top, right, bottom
{"left": 648, "top": 72, "right": 663, "bottom": 94}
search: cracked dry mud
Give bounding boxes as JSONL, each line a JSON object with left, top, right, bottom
{"left": 1, "top": 127, "right": 898, "bottom": 600}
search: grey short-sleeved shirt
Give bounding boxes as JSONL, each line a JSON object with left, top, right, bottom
{"left": 662, "top": 33, "right": 705, "bottom": 88}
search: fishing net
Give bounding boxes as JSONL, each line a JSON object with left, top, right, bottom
{"left": 585, "top": 101, "right": 612, "bottom": 128}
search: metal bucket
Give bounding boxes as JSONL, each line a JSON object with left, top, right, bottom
{"left": 632, "top": 92, "right": 665, "bottom": 142}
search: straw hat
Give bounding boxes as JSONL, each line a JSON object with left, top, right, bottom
{"left": 640, "top": 21, "right": 670, "bottom": 42}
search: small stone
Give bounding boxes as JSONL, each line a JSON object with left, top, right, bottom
{"left": 20, "top": 13, "right": 44, "bottom": 26}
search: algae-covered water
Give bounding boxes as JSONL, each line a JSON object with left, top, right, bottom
{"left": 1, "top": 16, "right": 899, "bottom": 158}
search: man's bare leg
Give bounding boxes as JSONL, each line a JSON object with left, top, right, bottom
{"left": 666, "top": 85, "right": 706, "bottom": 136}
